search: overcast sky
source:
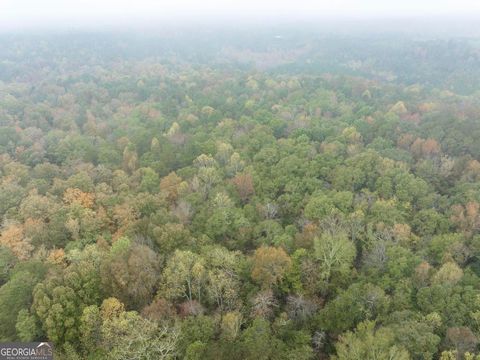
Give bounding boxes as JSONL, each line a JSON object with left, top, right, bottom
{"left": 2, "top": 0, "right": 480, "bottom": 30}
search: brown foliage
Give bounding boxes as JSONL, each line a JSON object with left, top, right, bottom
{"left": 112, "top": 203, "right": 139, "bottom": 240}
{"left": 122, "top": 145, "right": 138, "bottom": 173}
{"left": 177, "top": 300, "right": 205, "bottom": 318}
{"left": 101, "top": 297, "right": 125, "bottom": 320}
{"left": 451, "top": 202, "right": 480, "bottom": 237}
{"left": 410, "top": 137, "right": 441, "bottom": 158}
{"left": 0, "top": 223, "right": 33, "bottom": 260}
{"left": 47, "top": 248, "right": 66, "bottom": 266}
{"left": 397, "top": 134, "right": 415, "bottom": 150}
{"left": 392, "top": 223, "right": 412, "bottom": 244}
{"left": 445, "top": 327, "right": 478, "bottom": 355}
{"left": 160, "top": 172, "right": 182, "bottom": 203}
{"left": 422, "top": 138, "right": 441, "bottom": 156}
{"left": 295, "top": 222, "right": 318, "bottom": 249}
{"left": 414, "top": 261, "right": 432, "bottom": 287}
{"left": 141, "top": 298, "right": 176, "bottom": 322}
{"left": 251, "top": 246, "right": 292, "bottom": 288}
{"left": 232, "top": 172, "right": 255, "bottom": 202}
{"left": 63, "top": 187, "right": 95, "bottom": 208}
{"left": 465, "top": 160, "right": 480, "bottom": 181}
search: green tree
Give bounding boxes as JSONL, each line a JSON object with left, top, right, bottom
{"left": 239, "top": 318, "right": 286, "bottom": 360}
{"left": 100, "top": 238, "right": 160, "bottom": 309}
{"left": 15, "top": 309, "right": 42, "bottom": 342}
{"left": 0, "top": 246, "right": 17, "bottom": 285}
{"left": 32, "top": 259, "right": 101, "bottom": 347}
{"left": 333, "top": 321, "right": 410, "bottom": 360}
{"left": 0, "top": 261, "right": 47, "bottom": 341}
{"left": 313, "top": 231, "right": 356, "bottom": 285}
{"left": 161, "top": 250, "right": 206, "bottom": 303}
{"left": 318, "top": 283, "right": 390, "bottom": 332}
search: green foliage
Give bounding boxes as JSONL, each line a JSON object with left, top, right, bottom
{"left": 416, "top": 285, "right": 480, "bottom": 329}
{"left": 304, "top": 193, "right": 337, "bottom": 221}
{"left": 100, "top": 240, "right": 160, "bottom": 309}
{"left": 15, "top": 309, "right": 41, "bottom": 342}
{"left": 239, "top": 318, "right": 286, "bottom": 360}
{"left": 139, "top": 167, "right": 160, "bottom": 193}
{"left": 161, "top": 250, "right": 206, "bottom": 302}
{"left": 313, "top": 231, "right": 356, "bottom": 286}
{"left": 386, "top": 313, "right": 441, "bottom": 360}
{"left": 184, "top": 341, "right": 208, "bottom": 360}
{"left": 79, "top": 305, "right": 102, "bottom": 353}
{"left": 318, "top": 283, "right": 390, "bottom": 332}
{"left": 2, "top": 31, "right": 480, "bottom": 359}
{"left": 178, "top": 315, "right": 215, "bottom": 357}
{"left": 0, "top": 261, "right": 47, "bottom": 341}
{"left": 333, "top": 321, "right": 410, "bottom": 360}
{"left": 0, "top": 246, "right": 17, "bottom": 285}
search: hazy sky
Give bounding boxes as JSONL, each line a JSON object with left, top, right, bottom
{"left": 2, "top": 0, "right": 480, "bottom": 30}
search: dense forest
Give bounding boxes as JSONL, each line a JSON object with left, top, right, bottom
{"left": 2, "top": 30, "right": 480, "bottom": 359}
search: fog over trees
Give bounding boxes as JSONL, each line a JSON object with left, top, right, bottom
{"left": 1, "top": 8, "right": 480, "bottom": 358}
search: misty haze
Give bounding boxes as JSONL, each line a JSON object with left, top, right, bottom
{"left": 1, "top": 1, "right": 480, "bottom": 359}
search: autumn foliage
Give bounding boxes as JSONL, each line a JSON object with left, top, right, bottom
{"left": 251, "top": 246, "right": 292, "bottom": 288}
